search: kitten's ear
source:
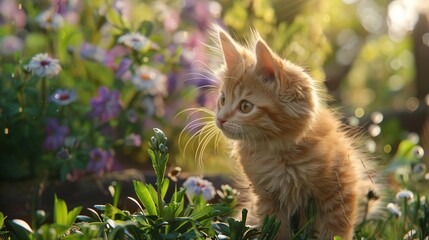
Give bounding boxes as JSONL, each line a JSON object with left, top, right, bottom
{"left": 219, "top": 31, "right": 242, "bottom": 70}
{"left": 255, "top": 40, "right": 277, "bottom": 78}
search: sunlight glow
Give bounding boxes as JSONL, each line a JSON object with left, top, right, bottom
{"left": 387, "top": 0, "right": 419, "bottom": 41}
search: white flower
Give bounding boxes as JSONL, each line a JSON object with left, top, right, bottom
{"left": 131, "top": 66, "right": 166, "bottom": 95}
{"left": 50, "top": 89, "right": 77, "bottom": 105}
{"left": 26, "top": 53, "right": 61, "bottom": 78}
{"left": 118, "top": 33, "right": 152, "bottom": 51}
{"left": 386, "top": 203, "right": 401, "bottom": 217}
{"left": 183, "top": 176, "right": 216, "bottom": 201}
{"left": 403, "top": 229, "right": 416, "bottom": 239}
{"left": 36, "top": 9, "right": 63, "bottom": 30}
{"left": 396, "top": 189, "right": 414, "bottom": 201}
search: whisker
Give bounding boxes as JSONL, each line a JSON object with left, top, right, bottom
{"left": 196, "top": 124, "right": 219, "bottom": 167}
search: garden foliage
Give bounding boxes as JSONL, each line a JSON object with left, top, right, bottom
{"left": 1, "top": 0, "right": 429, "bottom": 239}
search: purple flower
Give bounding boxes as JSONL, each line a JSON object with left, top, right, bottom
{"left": 87, "top": 148, "right": 114, "bottom": 176}
{"left": 44, "top": 118, "right": 69, "bottom": 151}
{"left": 183, "top": 176, "right": 216, "bottom": 201}
{"left": 80, "top": 43, "right": 106, "bottom": 62}
{"left": 57, "top": 0, "right": 81, "bottom": 25}
{"left": 89, "top": 86, "right": 122, "bottom": 122}
{"left": 50, "top": 89, "right": 77, "bottom": 105}
{"left": 115, "top": 58, "right": 132, "bottom": 80}
{"left": 124, "top": 133, "right": 141, "bottom": 147}
{"left": 103, "top": 46, "right": 127, "bottom": 70}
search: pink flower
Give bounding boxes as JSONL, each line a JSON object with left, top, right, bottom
{"left": 0, "top": 35, "right": 24, "bottom": 55}
{"left": 124, "top": 133, "right": 141, "bottom": 147}
{"left": 0, "top": 0, "right": 27, "bottom": 28}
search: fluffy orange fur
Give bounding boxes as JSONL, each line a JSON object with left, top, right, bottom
{"left": 207, "top": 27, "right": 382, "bottom": 239}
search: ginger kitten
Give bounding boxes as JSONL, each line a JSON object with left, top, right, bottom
{"left": 209, "top": 27, "right": 382, "bottom": 239}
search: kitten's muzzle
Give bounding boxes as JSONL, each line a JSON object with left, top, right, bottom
{"left": 217, "top": 117, "right": 227, "bottom": 127}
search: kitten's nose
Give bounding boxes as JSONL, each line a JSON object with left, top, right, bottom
{"left": 217, "top": 118, "right": 227, "bottom": 126}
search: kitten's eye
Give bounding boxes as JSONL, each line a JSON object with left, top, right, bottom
{"left": 240, "top": 100, "right": 254, "bottom": 113}
{"left": 219, "top": 93, "right": 225, "bottom": 106}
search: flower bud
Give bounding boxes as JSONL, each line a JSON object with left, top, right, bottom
{"left": 153, "top": 128, "right": 166, "bottom": 141}
{"left": 159, "top": 143, "right": 165, "bottom": 153}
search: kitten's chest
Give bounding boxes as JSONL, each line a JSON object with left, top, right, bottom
{"left": 238, "top": 147, "right": 316, "bottom": 204}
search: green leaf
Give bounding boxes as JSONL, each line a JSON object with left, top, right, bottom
{"left": 160, "top": 232, "right": 181, "bottom": 239}
{"left": 8, "top": 219, "right": 32, "bottom": 240}
{"left": 190, "top": 205, "right": 230, "bottom": 222}
{"left": 0, "top": 212, "right": 4, "bottom": 228}
{"left": 62, "top": 233, "right": 84, "bottom": 240}
{"left": 133, "top": 180, "right": 157, "bottom": 215}
{"left": 54, "top": 195, "right": 68, "bottom": 226}
{"left": 104, "top": 204, "right": 127, "bottom": 220}
{"left": 172, "top": 188, "right": 186, "bottom": 217}
{"left": 67, "top": 206, "right": 83, "bottom": 226}
{"left": 162, "top": 204, "right": 176, "bottom": 221}
{"left": 109, "top": 181, "right": 122, "bottom": 208}
{"left": 107, "top": 225, "right": 124, "bottom": 240}
{"left": 212, "top": 222, "right": 231, "bottom": 236}
{"left": 139, "top": 21, "right": 153, "bottom": 36}
{"left": 75, "top": 215, "right": 96, "bottom": 223}
{"left": 147, "top": 149, "right": 158, "bottom": 174}
{"left": 106, "top": 8, "right": 125, "bottom": 29}
{"left": 161, "top": 178, "right": 170, "bottom": 200}
{"left": 146, "top": 184, "right": 159, "bottom": 208}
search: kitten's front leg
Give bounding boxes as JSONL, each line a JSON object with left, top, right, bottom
{"left": 314, "top": 193, "right": 357, "bottom": 240}
{"left": 256, "top": 197, "right": 292, "bottom": 239}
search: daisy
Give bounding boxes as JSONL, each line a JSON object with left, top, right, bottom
{"left": 183, "top": 176, "right": 216, "bottom": 201}
{"left": 131, "top": 65, "right": 166, "bottom": 95}
{"left": 50, "top": 89, "right": 77, "bottom": 105}
{"left": 386, "top": 203, "right": 401, "bottom": 217}
{"left": 117, "top": 32, "right": 158, "bottom": 51}
{"left": 26, "top": 53, "right": 61, "bottom": 78}
{"left": 36, "top": 9, "right": 63, "bottom": 30}
{"left": 396, "top": 189, "right": 414, "bottom": 201}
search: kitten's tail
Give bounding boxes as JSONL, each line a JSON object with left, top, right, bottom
{"left": 355, "top": 158, "right": 386, "bottom": 224}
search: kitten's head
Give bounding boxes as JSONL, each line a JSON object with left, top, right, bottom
{"left": 213, "top": 27, "right": 320, "bottom": 142}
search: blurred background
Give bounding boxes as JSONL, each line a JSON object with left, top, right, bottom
{"left": 0, "top": 0, "right": 428, "bottom": 220}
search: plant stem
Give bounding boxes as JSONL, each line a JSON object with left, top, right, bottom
{"left": 156, "top": 152, "right": 163, "bottom": 215}
{"left": 376, "top": 215, "right": 393, "bottom": 238}
{"left": 402, "top": 198, "right": 407, "bottom": 235}
{"left": 41, "top": 77, "right": 47, "bottom": 114}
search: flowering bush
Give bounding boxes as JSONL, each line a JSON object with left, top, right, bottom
{"left": 0, "top": 129, "right": 280, "bottom": 240}
{"left": 0, "top": 0, "right": 219, "bottom": 181}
